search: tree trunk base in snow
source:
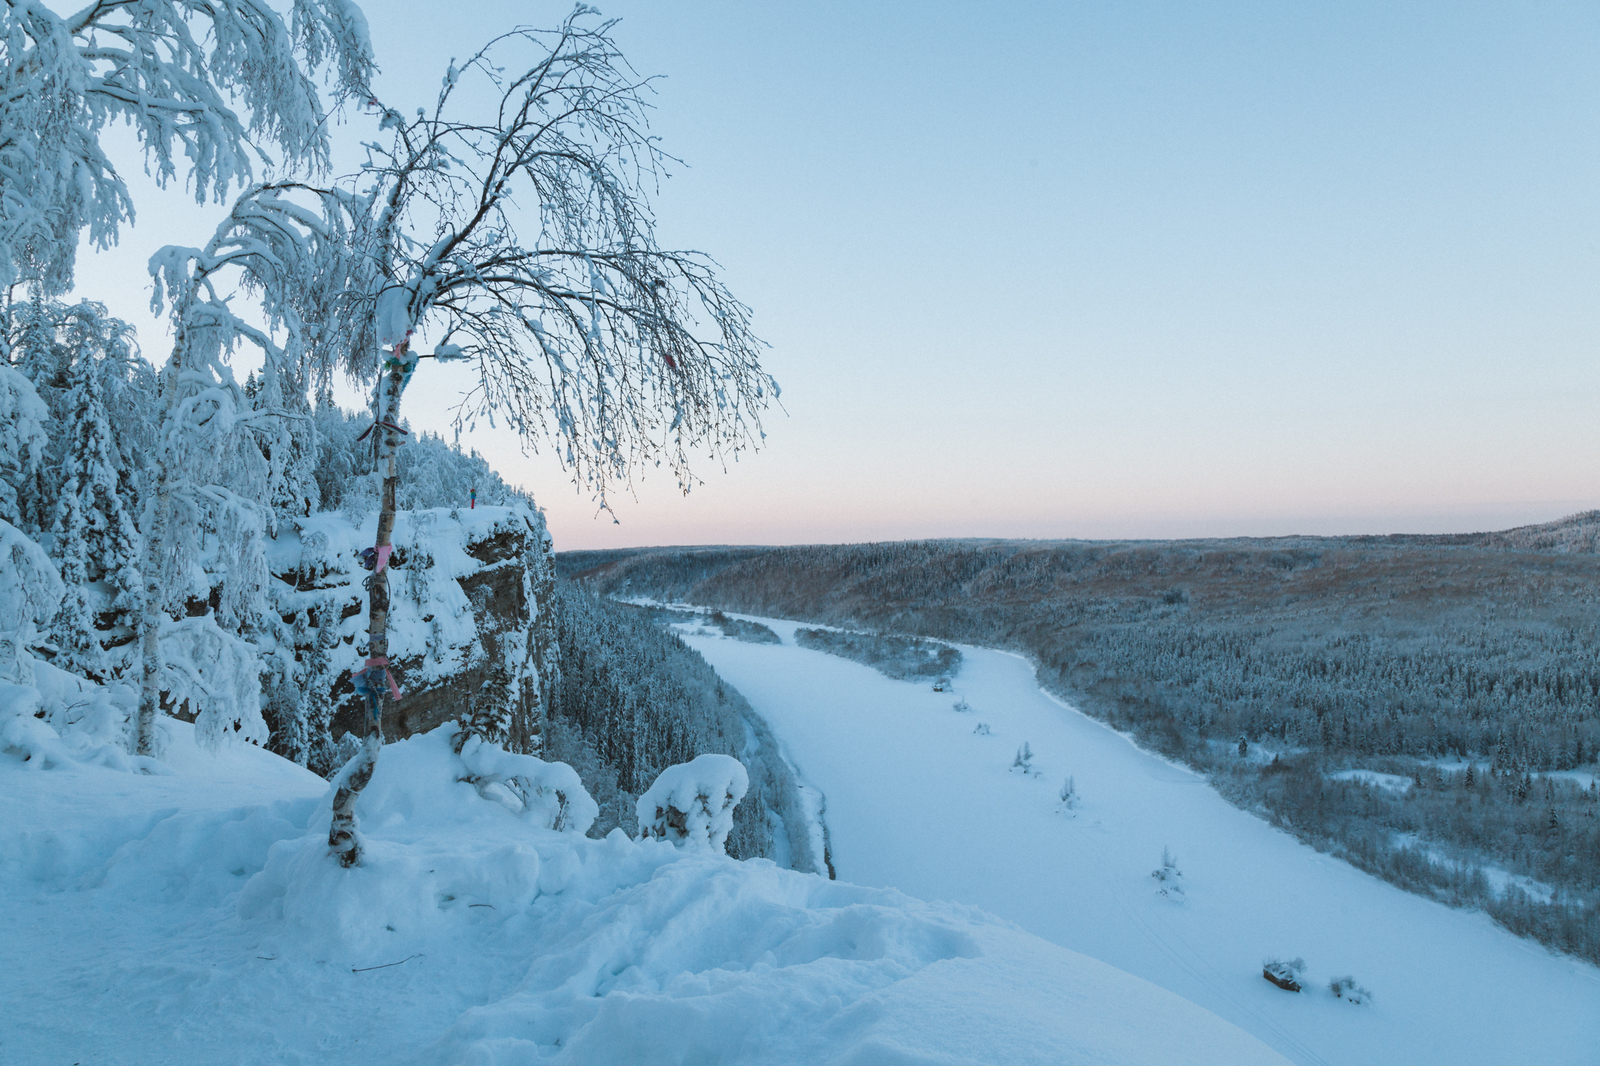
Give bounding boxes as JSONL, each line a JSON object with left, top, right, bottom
{"left": 329, "top": 731, "right": 380, "bottom": 866}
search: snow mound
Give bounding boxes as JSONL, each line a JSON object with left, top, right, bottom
{"left": 637, "top": 751, "right": 749, "bottom": 852}
{"left": 3, "top": 722, "right": 1289, "bottom": 1065}
{"left": 238, "top": 725, "right": 595, "bottom": 953}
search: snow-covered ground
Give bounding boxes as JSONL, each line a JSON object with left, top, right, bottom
{"left": 3, "top": 710, "right": 1290, "bottom": 1064}
{"left": 681, "top": 615, "right": 1600, "bottom": 1066}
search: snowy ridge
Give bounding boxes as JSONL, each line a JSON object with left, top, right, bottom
{"left": 2, "top": 707, "right": 1289, "bottom": 1064}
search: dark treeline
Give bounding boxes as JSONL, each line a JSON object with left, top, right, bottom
{"left": 561, "top": 518, "right": 1600, "bottom": 962}
{"left": 623, "top": 603, "right": 780, "bottom": 645}
{"left": 793, "top": 628, "right": 960, "bottom": 682}
{"left": 545, "top": 583, "right": 817, "bottom": 871}
{"left": 708, "top": 610, "right": 781, "bottom": 645}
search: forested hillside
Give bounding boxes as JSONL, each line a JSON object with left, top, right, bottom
{"left": 544, "top": 585, "right": 818, "bottom": 870}
{"left": 563, "top": 525, "right": 1600, "bottom": 961}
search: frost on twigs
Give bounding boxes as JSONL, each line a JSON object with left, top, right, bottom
{"left": 1151, "top": 846, "right": 1184, "bottom": 899}
{"left": 0, "top": 0, "right": 372, "bottom": 296}
{"left": 637, "top": 754, "right": 750, "bottom": 854}
{"left": 1329, "top": 975, "right": 1372, "bottom": 1004}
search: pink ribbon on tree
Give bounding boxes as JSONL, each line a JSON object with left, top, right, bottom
{"left": 355, "top": 656, "right": 402, "bottom": 702}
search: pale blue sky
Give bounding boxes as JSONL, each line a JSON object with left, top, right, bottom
{"left": 71, "top": 1, "right": 1600, "bottom": 548}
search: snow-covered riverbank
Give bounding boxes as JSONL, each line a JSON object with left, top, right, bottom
{"left": 681, "top": 614, "right": 1600, "bottom": 1066}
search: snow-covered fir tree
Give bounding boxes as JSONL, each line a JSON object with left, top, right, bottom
{"left": 47, "top": 342, "right": 145, "bottom": 676}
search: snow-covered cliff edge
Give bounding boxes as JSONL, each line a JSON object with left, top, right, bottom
{"left": 1, "top": 716, "right": 1290, "bottom": 1065}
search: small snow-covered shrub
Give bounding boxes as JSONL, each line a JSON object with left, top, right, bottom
{"left": 1329, "top": 975, "right": 1372, "bottom": 1004}
{"left": 1011, "top": 741, "right": 1036, "bottom": 774}
{"left": 637, "top": 754, "right": 749, "bottom": 854}
{"left": 1, "top": 663, "right": 156, "bottom": 772}
{"left": 973, "top": 722, "right": 991, "bottom": 736}
{"left": 457, "top": 732, "right": 598, "bottom": 834}
{"left": 1151, "top": 846, "right": 1184, "bottom": 898}
{"left": 952, "top": 698, "right": 972, "bottom": 713}
{"left": 1058, "top": 775, "right": 1078, "bottom": 809}
{"left": 1262, "top": 957, "right": 1305, "bottom": 992}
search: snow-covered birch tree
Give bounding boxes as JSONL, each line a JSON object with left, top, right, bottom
{"left": 307, "top": 12, "right": 774, "bottom": 866}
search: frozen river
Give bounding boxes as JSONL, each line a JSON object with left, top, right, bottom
{"left": 683, "top": 615, "right": 1600, "bottom": 1066}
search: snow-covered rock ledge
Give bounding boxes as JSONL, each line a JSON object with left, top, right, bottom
{"left": 265, "top": 505, "right": 557, "bottom": 764}
{"left": 1, "top": 715, "right": 1287, "bottom": 1065}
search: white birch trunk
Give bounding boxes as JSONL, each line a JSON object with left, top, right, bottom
{"left": 328, "top": 345, "right": 409, "bottom": 865}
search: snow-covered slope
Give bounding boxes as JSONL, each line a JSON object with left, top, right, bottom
{"left": 3, "top": 709, "right": 1289, "bottom": 1065}
{"left": 681, "top": 616, "right": 1600, "bottom": 1066}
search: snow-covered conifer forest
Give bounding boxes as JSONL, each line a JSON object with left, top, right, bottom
{"left": 543, "top": 585, "right": 815, "bottom": 865}
{"left": 793, "top": 626, "right": 961, "bottom": 682}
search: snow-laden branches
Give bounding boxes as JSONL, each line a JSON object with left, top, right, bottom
{"left": 0, "top": 0, "right": 373, "bottom": 293}
{"left": 0, "top": 516, "right": 63, "bottom": 687}
{"left": 158, "top": 614, "right": 266, "bottom": 749}
{"left": 457, "top": 731, "right": 597, "bottom": 834}
{"left": 135, "top": 191, "right": 302, "bottom": 754}
{"left": 317, "top": 13, "right": 773, "bottom": 500}
{"left": 0, "top": 364, "right": 49, "bottom": 526}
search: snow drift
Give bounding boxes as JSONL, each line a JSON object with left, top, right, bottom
{"left": 2, "top": 706, "right": 1288, "bottom": 1065}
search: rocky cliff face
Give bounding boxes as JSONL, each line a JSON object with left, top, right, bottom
{"left": 265, "top": 505, "right": 557, "bottom": 769}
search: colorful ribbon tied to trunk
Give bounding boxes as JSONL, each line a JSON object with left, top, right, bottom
{"left": 352, "top": 655, "right": 402, "bottom": 714}
{"left": 359, "top": 545, "right": 394, "bottom": 572}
